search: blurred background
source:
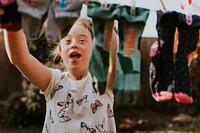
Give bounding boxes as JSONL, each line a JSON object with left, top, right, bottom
{"left": 1, "top": 0, "right": 200, "bottom": 133}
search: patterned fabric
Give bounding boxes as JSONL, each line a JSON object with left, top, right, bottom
{"left": 149, "top": 11, "right": 178, "bottom": 102}
{"left": 174, "top": 12, "right": 199, "bottom": 103}
{"left": 41, "top": 69, "right": 116, "bottom": 133}
{"left": 150, "top": 10, "right": 200, "bottom": 103}
{"left": 88, "top": 1, "right": 149, "bottom": 105}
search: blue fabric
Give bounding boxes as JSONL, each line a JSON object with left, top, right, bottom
{"left": 150, "top": 10, "right": 199, "bottom": 98}
{"left": 88, "top": 1, "right": 149, "bottom": 105}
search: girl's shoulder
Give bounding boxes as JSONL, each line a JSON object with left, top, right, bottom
{"left": 49, "top": 68, "right": 69, "bottom": 84}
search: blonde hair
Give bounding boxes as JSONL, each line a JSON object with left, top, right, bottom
{"left": 51, "top": 18, "right": 94, "bottom": 64}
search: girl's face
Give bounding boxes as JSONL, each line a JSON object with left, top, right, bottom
{"left": 60, "top": 22, "right": 93, "bottom": 74}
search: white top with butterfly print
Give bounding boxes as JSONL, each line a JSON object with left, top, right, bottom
{"left": 41, "top": 69, "right": 116, "bottom": 133}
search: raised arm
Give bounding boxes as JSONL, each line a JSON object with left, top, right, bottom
{"left": 106, "top": 30, "right": 118, "bottom": 91}
{"left": 4, "top": 29, "right": 52, "bottom": 92}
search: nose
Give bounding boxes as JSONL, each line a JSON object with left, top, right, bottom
{"left": 70, "top": 38, "right": 78, "bottom": 49}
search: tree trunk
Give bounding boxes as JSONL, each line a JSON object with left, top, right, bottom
{"left": 0, "top": 31, "right": 22, "bottom": 101}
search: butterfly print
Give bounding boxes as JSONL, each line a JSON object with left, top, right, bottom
{"left": 57, "top": 93, "right": 73, "bottom": 123}
{"left": 57, "top": 107, "right": 71, "bottom": 123}
{"left": 107, "top": 104, "right": 114, "bottom": 118}
{"left": 44, "top": 124, "right": 49, "bottom": 133}
{"left": 51, "top": 85, "right": 63, "bottom": 99}
{"left": 76, "top": 95, "right": 87, "bottom": 106}
{"left": 90, "top": 100, "right": 103, "bottom": 114}
{"left": 92, "top": 81, "right": 98, "bottom": 93}
{"left": 61, "top": 74, "right": 65, "bottom": 79}
{"left": 95, "top": 118, "right": 106, "bottom": 132}
{"left": 49, "top": 110, "right": 54, "bottom": 123}
{"left": 80, "top": 122, "right": 96, "bottom": 133}
{"left": 57, "top": 93, "right": 73, "bottom": 108}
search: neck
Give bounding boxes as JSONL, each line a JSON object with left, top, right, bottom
{"left": 68, "top": 71, "right": 88, "bottom": 80}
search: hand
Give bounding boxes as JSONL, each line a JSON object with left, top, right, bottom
{"left": 0, "top": 1, "right": 22, "bottom": 31}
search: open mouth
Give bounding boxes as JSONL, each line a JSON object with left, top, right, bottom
{"left": 69, "top": 52, "right": 81, "bottom": 61}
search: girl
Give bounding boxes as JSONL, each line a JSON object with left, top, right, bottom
{"left": 3, "top": 18, "right": 118, "bottom": 132}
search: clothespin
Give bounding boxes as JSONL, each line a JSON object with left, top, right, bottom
{"left": 28, "top": 0, "right": 32, "bottom": 5}
{"left": 188, "top": 0, "right": 192, "bottom": 5}
{"left": 59, "top": 0, "right": 66, "bottom": 9}
{"left": 130, "top": 0, "right": 136, "bottom": 16}
{"left": 158, "top": 0, "right": 167, "bottom": 13}
{"left": 180, "top": 0, "right": 193, "bottom": 25}
{"left": 101, "top": 0, "right": 107, "bottom": 10}
{"left": 186, "top": 0, "right": 193, "bottom": 25}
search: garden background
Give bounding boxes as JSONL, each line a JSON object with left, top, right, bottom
{"left": 1, "top": 0, "right": 200, "bottom": 132}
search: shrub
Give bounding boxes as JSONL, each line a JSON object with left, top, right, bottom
{"left": 4, "top": 79, "right": 45, "bottom": 127}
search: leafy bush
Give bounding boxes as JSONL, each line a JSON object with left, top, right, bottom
{"left": 177, "top": 55, "right": 200, "bottom": 115}
{"left": 28, "top": 34, "right": 56, "bottom": 64}
{"left": 4, "top": 79, "right": 45, "bottom": 127}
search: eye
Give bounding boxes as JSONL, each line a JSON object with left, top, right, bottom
{"left": 79, "top": 39, "right": 85, "bottom": 43}
{"left": 79, "top": 37, "right": 88, "bottom": 44}
{"left": 64, "top": 38, "right": 71, "bottom": 45}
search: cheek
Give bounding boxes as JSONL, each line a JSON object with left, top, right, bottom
{"left": 60, "top": 46, "right": 69, "bottom": 59}
{"left": 87, "top": 45, "right": 93, "bottom": 58}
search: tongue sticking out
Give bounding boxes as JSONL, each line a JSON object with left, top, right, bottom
{"left": 71, "top": 56, "right": 80, "bottom": 61}
{"left": 70, "top": 53, "right": 81, "bottom": 62}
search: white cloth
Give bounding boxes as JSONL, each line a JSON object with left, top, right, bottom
{"left": 41, "top": 69, "right": 116, "bottom": 133}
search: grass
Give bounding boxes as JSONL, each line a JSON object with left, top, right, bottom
{"left": 0, "top": 125, "right": 42, "bottom": 133}
{"left": 0, "top": 129, "right": 40, "bottom": 133}
{"left": 1, "top": 124, "right": 200, "bottom": 133}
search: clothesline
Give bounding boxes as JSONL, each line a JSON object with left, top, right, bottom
{"left": 82, "top": 0, "right": 200, "bottom": 37}
{"left": 92, "top": 0, "right": 200, "bottom": 15}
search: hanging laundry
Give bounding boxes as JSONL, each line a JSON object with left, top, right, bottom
{"left": 115, "top": 6, "right": 149, "bottom": 105}
{"left": 0, "top": 0, "right": 21, "bottom": 31}
{"left": 87, "top": 0, "right": 119, "bottom": 94}
{"left": 0, "top": 0, "right": 15, "bottom": 6}
{"left": 173, "top": 12, "right": 199, "bottom": 104}
{"left": 45, "top": 0, "right": 84, "bottom": 45}
{"left": 16, "top": 0, "right": 50, "bottom": 40}
{"left": 87, "top": 0, "right": 149, "bottom": 105}
{"left": 150, "top": 11, "right": 178, "bottom": 102}
{"left": 150, "top": 10, "right": 200, "bottom": 104}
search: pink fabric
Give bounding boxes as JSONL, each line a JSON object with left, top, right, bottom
{"left": 0, "top": 22, "right": 22, "bottom": 31}
{"left": 0, "top": 0, "right": 15, "bottom": 6}
{"left": 152, "top": 91, "right": 173, "bottom": 102}
{"left": 150, "top": 41, "right": 161, "bottom": 57}
{"left": 174, "top": 92, "right": 193, "bottom": 104}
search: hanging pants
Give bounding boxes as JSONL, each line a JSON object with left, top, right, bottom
{"left": 150, "top": 10, "right": 200, "bottom": 103}
{"left": 87, "top": 1, "right": 149, "bottom": 105}
{"left": 174, "top": 13, "right": 199, "bottom": 99}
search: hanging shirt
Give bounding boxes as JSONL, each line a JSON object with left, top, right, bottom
{"left": 41, "top": 69, "right": 116, "bottom": 133}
